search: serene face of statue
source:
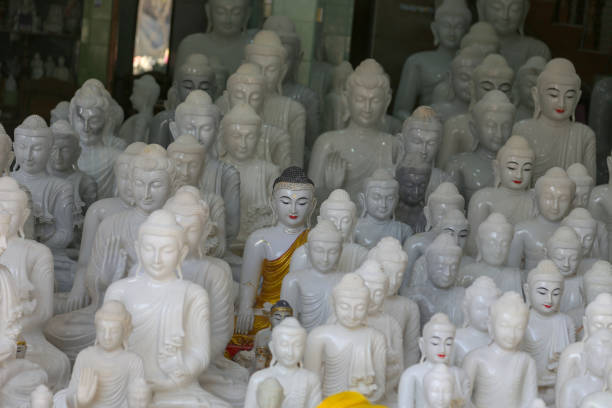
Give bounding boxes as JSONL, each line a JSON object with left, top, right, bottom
{"left": 270, "top": 309, "right": 292, "bottom": 328}
{"left": 271, "top": 330, "right": 305, "bottom": 367}
{"left": 210, "top": 0, "right": 247, "bottom": 37}
{"left": 483, "top": 0, "right": 525, "bottom": 36}
{"left": 363, "top": 279, "right": 386, "bottom": 314}
{"left": 474, "top": 110, "right": 513, "bottom": 153}
{"left": 177, "top": 113, "right": 217, "bottom": 152}
{"left": 491, "top": 309, "right": 527, "bottom": 350}
{"left": 223, "top": 123, "right": 259, "bottom": 162}
{"left": 322, "top": 208, "right": 354, "bottom": 240}
{"left": 177, "top": 74, "right": 214, "bottom": 103}
{"left": 587, "top": 313, "right": 612, "bottom": 338}
{"left": 248, "top": 54, "right": 283, "bottom": 95}
{"left": 536, "top": 80, "right": 580, "bottom": 122}
{"left": 468, "top": 293, "right": 498, "bottom": 332}
{"left": 73, "top": 106, "right": 106, "bottom": 146}
{"left": 423, "top": 326, "right": 455, "bottom": 363}
{"left": 474, "top": 73, "right": 513, "bottom": 102}
{"left": 95, "top": 319, "right": 124, "bottom": 352}
{"left": 451, "top": 61, "right": 474, "bottom": 103}
{"left": 334, "top": 293, "right": 368, "bottom": 329}
{"left": 0, "top": 200, "right": 26, "bottom": 237}
{"left": 404, "top": 127, "right": 441, "bottom": 164}
{"left": 381, "top": 260, "right": 405, "bottom": 296}
{"left": 132, "top": 167, "right": 172, "bottom": 213}
{"left": 425, "top": 377, "right": 453, "bottom": 408}
{"left": 174, "top": 213, "right": 203, "bottom": 255}
{"left": 273, "top": 187, "right": 314, "bottom": 229}
{"left": 49, "top": 136, "right": 79, "bottom": 172}
{"left": 536, "top": 182, "right": 573, "bottom": 221}
{"left": 397, "top": 167, "right": 430, "bottom": 205}
{"left": 528, "top": 279, "right": 562, "bottom": 315}
{"left": 308, "top": 239, "right": 342, "bottom": 273}
{"left": 229, "top": 82, "right": 265, "bottom": 113}
{"left": 548, "top": 245, "right": 580, "bottom": 277}
{"left": 435, "top": 14, "right": 468, "bottom": 49}
{"left": 497, "top": 153, "right": 533, "bottom": 190}
{"left": 169, "top": 151, "right": 204, "bottom": 186}
{"left": 139, "top": 233, "right": 182, "bottom": 280}
{"left": 573, "top": 183, "right": 593, "bottom": 209}
{"left": 365, "top": 183, "right": 397, "bottom": 221}
{"left": 347, "top": 85, "right": 388, "bottom": 128}
{"left": 14, "top": 135, "right": 52, "bottom": 174}
{"left": 427, "top": 252, "right": 460, "bottom": 289}
{"left": 478, "top": 228, "right": 512, "bottom": 266}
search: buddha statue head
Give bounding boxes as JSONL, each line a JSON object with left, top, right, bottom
{"left": 0, "top": 124, "right": 14, "bottom": 175}
{"left": 257, "top": 377, "right": 284, "bottom": 408}
{"left": 584, "top": 261, "right": 612, "bottom": 305}
{"left": 447, "top": 45, "right": 486, "bottom": 104}
{"left": 344, "top": 59, "right": 392, "bottom": 129}
{"left": 168, "top": 134, "right": 206, "bottom": 187}
{"left": 477, "top": 0, "right": 530, "bottom": 37}
{"left": 114, "top": 142, "right": 147, "bottom": 205}
{"left": 131, "top": 144, "right": 176, "bottom": 214}
{"left": 69, "top": 83, "right": 111, "bottom": 147}
{"left": 584, "top": 293, "right": 612, "bottom": 340}
{"left": 431, "top": 0, "right": 472, "bottom": 50}
{"left": 368, "top": 237, "right": 409, "bottom": 296}
{"left": 30, "top": 385, "right": 53, "bottom": 408}
{"left": 48, "top": 119, "right": 80, "bottom": 173}
{"left": 219, "top": 103, "right": 262, "bottom": 163}
{"left": 263, "top": 16, "right": 302, "bottom": 83}
{"left": 355, "top": 259, "right": 388, "bottom": 314}
{"left": 396, "top": 156, "right": 432, "bottom": 208}
{"left": 524, "top": 259, "right": 564, "bottom": 315}
{"left": 130, "top": 74, "right": 160, "bottom": 113}
{"left": 545, "top": 226, "right": 581, "bottom": 278}
{"left": 424, "top": 182, "right": 465, "bottom": 231}
{"left": 271, "top": 166, "right": 315, "bottom": 229}
{"left": 13, "top": 115, "right": 53, "bottom": 175}
{"left": 331, "top": 273, "right": 370, "bottom": 329}
{"left": 400, "top": 106, "right": 443, "bottom": 165}
{"left": 269, "top": 316, "right": 306, "bottom": 368}
{"left": 136, "top": 209, "right": 188, "bottom": 280}
{"left": 0, "top": 177, "right": 30, "bottom": 238}
{"left": 164, "top": 186, "right": 211, "bottom": 258}
{"left": 566, "top": 163, "right": 593, "bottom": 208}
{"left": 459, "top": 22, "right": 500, "bottom": 55}
{"left": 463, "top": 276, "right": 500, "bottom": 332}
{"left": 127, "top": 378, "right": 153, "bottom": 408}
{"left": 476, "top": 212, "right": 513, "bottom": 266}
{"left": 514, "top": 56, "right": 547, "bottom": 112}
{"left": 270, "top": 299, "right": 293, "bottom": 328}
{"left": 205, "top": 0, "right": 250, "bottom": 37}
{"left": 50, "top": 100, "right": 70, "bottom": 124}
{"left": 488, "top": 291, "right": 529, "bottom": 351}
{"left": 471, "top": 90, "right": 515, "bottom": 153}
{"left": 226, "top": 62, "right": 266, "bottom": 114}
{"left": 307, "top": 219, "right": 343, "bottom": 274}
{"left": 170, "top": 90, "right": 221, "bottom": 153}
{"left": 562, "top": 208, "right": 598, "bottom": 257}
{"left": 94, "top": 300, "right": 133, "bottom": 351}
{"left": 424, "top": 363, "right": 455, "bottom": 408}
{"left": 319, "top": 189, "right": 357, "bottom": 242}
{"left": 437, "top": 209, "right": 470, "bottom": 249}
{"left": 81, "top": 78, "right": 124, "bottom": 136}
{"left": 420, "top": 313, "right": 456, "bottom": 364}
{"left": 359, "top": 168, "right": 399, "bottom": 221}
{"left": 533, "top": 58, "right": 581, "bottom": 123}
{"left": 493, "top": 134, "right": 534, "bottom": 189}
{"left": 534, "top": 167, "right": 575, "bottom": 222}
{"left": 174, "top": 53, "right": 216, "bottom": 103}
{"left": 471, "top": 54, "right": 514, "bottom": 103}
{"left": 245, "top": 30, "right": 288, "bottom": 95}
{"left": 425, "top": 233, "right": 462, "bottom": 289}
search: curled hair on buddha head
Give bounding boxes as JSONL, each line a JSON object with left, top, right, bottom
{"left": 131, "top": 144, "right": 178, "bottom": 193}
{"left": 346, "top": 58, "right": 391, "bottom": 97}
{"left": 273, "top": 166, "right": 314, "bottom": 192}
{"left": 271, "top": 299, "right": 293, "bottom": 316}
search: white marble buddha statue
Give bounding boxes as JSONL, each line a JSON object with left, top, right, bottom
{"left": 589, "top": 149, "right": 612, "bottom": 261}
{"left": 460, "top": 213, "right": 522, "bottom": 292}
{"left": 31, "top": 384, "right": 54, "bottom": 408}
{"left": 304, "top": 273, "right": 387, "bottom": 402}
{"left": 522, "top": 260, "right": 575, "bottom": 404}
{"left": 508, "top": 166, "right": 576, "bottom": 270}
{"left": 405, "top": 234, "right": 465, "bottom": 327}
{"left": 322, "top": 61, "right": 353, "bottom": 132}
{"left": 45, "top": 145, "right": 175, "bottom": 361}
{"left": 584, "top": 260, "right": 612, "bottom": 303}
{"left": 567, "top": 163, "right": 594, "bottom": 210}
{"left": 175, "top": 0, "right": 253, "bottom": 76}
{"left": 309, "top": 58, "right": 398, "bottom": 203}
{"left": 255, "top": 377, "right": 284, "bottom": 408}
{"left": 459, "top": 22, "right": 500, "bottom": 55}
{"left": 70, "top": 82, "right": 122, "bottom": 199}
{"left": 51, "top": 101, "right": 70, "bottom": 125}
{"left": 215, "top": 62, "right": 291, "bottom": 169}
{"left": 119, "top": 74, "right": 160, "bottom": 145}
{"left": 263, "top": 16, "right": 321, "bottom": 150}
{"left": 354, "top": 168, "right": 413, "bottom": 248}
{"left": 398, "top": 313, "right": 471, "bottom": 408}
{"left": 290, "top": 189, "right": 368, "bottom": 275}
{"left": 558, "top": 329, "right": 612, "bottom": 408}
{"left": 462, "top": 291, "right": 537, "bottom": 408}
{"left": 63, "top": 300, "right": 145, "bottom": 408}
{"left": 394, "top": 0, "right": 472, "bottom": 119}
{"left": 556, "top": 293, "right": 612, "bottom": 405}
{"left": 467, "top": 134, "right": 537, "bottom": 255}
{"left": 245, "top": 318, "right": 322, "bottom": 408}
{"left": 446, "top": 90, "right": 516, "bottom": 202}
{"left": 0, "top": 125, "right": 13, "bottom": 176}
{"left": 245, "top": 30, "right": 306, "bottom": 167}
{"left": 476, "top": 0, "right": 551, "bottom": 71}
{"left": 219, "top": 103, "right": 280, "bottom": 246}
{"left": 513, "top": 56, "right": 547, "bottom": 123}
{"left": 580, "top": 392, "right": 612, "bottom": 408}
{"left": 368, "top": 237, "right": 421, "bottom": 367}
{"left": 169, "top": 90, "right": 240, "bottom": 242}
{"left": 0, "top": 176, "right": 70, "bottom": 391}
{"left": 105, "top": 210, "right": 231, "bottom": 407}
{"left": 436, "top": 53, "right": 514, "bottom": 169}
{"left": 513, "top": 58, "right": 596, "bottom": 181}
{"left": 431, "top": 45, "right": 486, "bottom": 123}
{"left": 423, "top": 364, "right": 455, "bottom": 408}
{"left": 452, "top": 276, "right": 500, "bottom": 366}
{"left": 281, "top": 220, "right": 344, "bottom": 331}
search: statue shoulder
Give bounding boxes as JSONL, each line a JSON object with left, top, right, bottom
{"left": 572, "top": 121, "right": 596, "bottom": 139}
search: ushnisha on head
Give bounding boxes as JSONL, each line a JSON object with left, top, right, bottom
{"left": 219, "top": 103, "right": 262, "bottom": 162}
{"left": 319, "top": 189, "right": 357, "bottom": 242}
{"left": 50, "top": 100, "right": 70, "bottom": 124}
{"left": 431, "top": 0, "right": 472, "bottom": 49}
{"left": 534, "top": 167, "right": 576, "bottom": 221}
{"left": 226, "top": 62, "right": 266, "bottom": 113}
{"left": 355, "top": 259, "right": 388, "bottom": 314}
{"left": 524, "top": 259, "right": 564, "bottom": 314}
{"left": 471, "top": 90, "right": 516, "bottom": 153}
{"left": 307, "top": 219, "right": 343, "bottom": 273}
{"left": 562, "top": 207, "right": 598, "bottom": 257}
{"left": 332, "top": 273, "right": 370, "bottom": 329}
{"left": 401, "top": 106, "right": 443, "bottom": 165}
{"left": 424, "top": 182, "right": 465, "bottom": 231}
{"left": 368, "top": 237, "right": 408, "bottom": 296}
{"left": 171, "top": 89, "right": 221, "bottom": 152}
{"left": 460, "top": 22, "right": 500, "bottom": 55}
{"left": 269, "top": 316, "right": 307, "bottom": 368}
{"left": 533, "top": 58, "right": 581, "bottom": 122}
{"left": 476, "top": 212, "right": 513, "bottom": 265}
{"left": 94, "top": 300, "right": 133, "bottom": 351}
{"left": 493, "top": 134, "right": 534, "bottom": 189}
{"left": 583, "top": 261, "right": 612, "bottom": 305}
{"left": 420, "top": 313, "right": 456, "bottom": 364}
{"left": 344, "top": 59, "right": 392, "bottom": 128}
{"left": 471, "top": 54, "right": 514, "bottom": 103}
{"left": 359, "top": 168, "right": 399, "bottom": 220}
{"left": 488, "top": 291, "right": 529, "bottom": 350}
{"left": 245, "top": 30, "right": 288, "bottom": 95}
{"left": 263, "top": 16, "right": 301, "bottom": 68}
{"left": 425, "top": 233, "right": 462, "bottom": 289}
{"left": 545, "top": 225, "right": 582, "bottom": 277}
{"left": 463, "top": 276, "right": 500, "bottom": 330}
{"left": 271, "top": 166, "right": 315, "bottom": 228}
{"left": 566, "top": 163, "right": 593, "bottom": 208}
{"left": 174, "top": 53, "right": 216, "bottom": 102}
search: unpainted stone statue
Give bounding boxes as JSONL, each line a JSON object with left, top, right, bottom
{"left": 423, "top": 363, "right": 455, "bottom": 408}
{"left": 119, "top": 75, "right": 160, "bottom": 144}
{"left": 589, "top": 149, "right": 612, "bottom": 261}
{"left": 50, "top": 101, "right": 70, "bottom": 124}
{"left": 395, "top": 157, "right": 432, "bottom": 233}
{"left": 459, "top": 22, "right": 500, "bottom": 56}
{"left": 513, "top": 56, "right": 547, "bottom": 123}
{"left": 322, "top": 61, "right": 353, "bottom": 132}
